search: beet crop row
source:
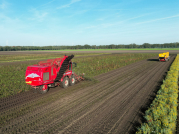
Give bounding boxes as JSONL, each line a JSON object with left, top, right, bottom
{"left": 137, "top": 54, "right": 179, "bottom": 133}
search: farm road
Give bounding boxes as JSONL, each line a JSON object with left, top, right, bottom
{"left": 0, "top": 55, "right": 176, "bottom": 134}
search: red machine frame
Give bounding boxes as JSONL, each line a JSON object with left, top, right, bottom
{"left": 25, "top": 55, "right": 84, "bottom": 94}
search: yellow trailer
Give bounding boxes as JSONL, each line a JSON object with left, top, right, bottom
{"left": 159, "top": 52, "right": 170, "bottom": 61}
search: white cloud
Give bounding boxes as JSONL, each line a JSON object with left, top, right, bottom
{"left": 124, "top": 14, "right": 148, "bottom": 21}
{"left": 39, "top": 0, "right": 55, "bottom": 7}
{"left": 57, "top": 0, "right": 81, "bottom": 9}
{"left": 71, "top": 0, "right": 81, "bottom": 3}
{"left": 85, "top": 25, "right": 96, "bottom": 29}
{"left": 67, "top": 9, "right": 87, "bottom": 17}
{"left": 0, "top": 13, "right": 9, "bottom": 21}
{"left": 28, "top": 0, "right": 56, "bottom": 11}
{"left": 136, "top": 14, "right": 179, "bottom": 24}
{"left": 101, "top": 23, "right": 115, "bottom": 28}
{"left": 57, "top": 4, "right": 70, "bottom": 9}
{"left": 0, "top": 3, "right": 5, "bottom": 9}
{"left": 29, "top": 8, "right": 48, "bottom": 22}
{"left": 0, "top": 13, "right": 22, "bottom": 28}
{"left": 0, "top": 0, "right": 8, "bottom": 9}
{"left": 97, "top": 18, "right": 104, "bottom": 21}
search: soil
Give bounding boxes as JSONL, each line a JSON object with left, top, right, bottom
{"left": 0, "top": 54, "right": 176, "bottom": 134}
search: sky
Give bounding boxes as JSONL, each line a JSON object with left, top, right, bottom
{"left": 0, "top": 0, "right": 179, "bottom": 46}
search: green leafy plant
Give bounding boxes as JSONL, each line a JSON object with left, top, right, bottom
{"left": 136, "top": 54, "right": 179, "bottom": 134}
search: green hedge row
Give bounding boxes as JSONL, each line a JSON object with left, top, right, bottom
{"left": 136, "top": 54, "right": 179, "bottom": 134}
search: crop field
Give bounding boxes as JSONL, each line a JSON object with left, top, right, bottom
{"left": 0, "top": 52, "right": 109, "bottom": 63}
{"left": 0, "top": 51, "right": 177, "bottom": 133}
{"left": 0, "top": 53, "right": 157, "bottom": 98}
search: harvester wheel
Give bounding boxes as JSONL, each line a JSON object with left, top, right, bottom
{"left": 61, "top": 77, "right": 69, "bottom": 88}
{"left": 38, "top": 85, "right": 48, "bottom": 94}
{"left": 69, "top": 75, "right": 75, "bottom": 86}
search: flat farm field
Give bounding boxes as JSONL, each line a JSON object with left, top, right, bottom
{"left": 0, "top": 51, "right": 176, "bottom": 133}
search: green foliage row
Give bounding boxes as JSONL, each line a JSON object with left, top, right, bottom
{"left": 136, "top": 54, "right": 179, "bottom": 134}
{"left": 0, "top": 53, "right": 157, "bottom": 99}
{"left": 0, "top": 42, "right": 179, "bottom": 51}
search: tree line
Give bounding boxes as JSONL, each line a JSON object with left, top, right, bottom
{"left": 0, "top": 42, "right": 179, "bottom": 51}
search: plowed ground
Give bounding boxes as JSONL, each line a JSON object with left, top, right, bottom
{"left": 0, "top": 55, "right": 176, "bottom": 134}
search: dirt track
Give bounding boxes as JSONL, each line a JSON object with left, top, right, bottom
{"left": 0, "top": 55, "right": 176, "bottom": 134}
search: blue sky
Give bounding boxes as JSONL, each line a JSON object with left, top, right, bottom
{"left": 0, "top": 0, "right": 179, "bottom": 46}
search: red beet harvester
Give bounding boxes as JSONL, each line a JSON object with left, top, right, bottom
{"left": 25, "top": 55, "right": 84, "bottom": 94}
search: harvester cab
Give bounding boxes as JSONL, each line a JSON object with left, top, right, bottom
{"left": 158, "top": 52, "right": 170, "bottom": 62}
{"left": 25, "top": 55, "right": 84, "bottom": 94}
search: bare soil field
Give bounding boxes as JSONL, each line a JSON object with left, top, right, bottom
{"left": 0, "top": 54, "right": 176, "bottom": 134}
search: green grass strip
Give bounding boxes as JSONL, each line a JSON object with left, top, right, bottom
{"left": 136, "top": 54, "right": 179, "bottom": 134}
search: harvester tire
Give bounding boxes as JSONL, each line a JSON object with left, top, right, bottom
{"left": 38, "top": 85, "right": 48, "bottom": 94}
{"left": 61, "top": 77, "right": 69, "bottom": 88}
{"left": 69, "top": 75, "right": 75, "bottom": 86}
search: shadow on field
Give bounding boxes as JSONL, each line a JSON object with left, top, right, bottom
{"left": 128, "top": 63, "right": 172, "bottom": 133}
{"left": 147, "top": 59, "right": 159, "bottom": 61}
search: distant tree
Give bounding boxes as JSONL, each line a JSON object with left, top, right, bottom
{"left": 133, "top": 43, "right": 137, "bottom": 48}
{"left": 142, "top": 43, "right": 151, "bottom": 48}
{"left": 84, "top": 44, "right": 91, "bottom": 49}
{"left": 91, "top": 45, "right": 96, "bottom": 49}
{"left": 128, "top": 44, "right": 134, "bottom": 48}
{"left": 176, "top": 42, "right": 179, "bottom": 48}
{"left": 0, "top": 42, "right": 178, "bottom": 51}
{"left": 0, "top": 46, "right": 3, "bottom": 51}
{"left": 109, "top": 44, "right": 116, "bottom": 49}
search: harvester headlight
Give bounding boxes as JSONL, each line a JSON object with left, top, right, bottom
{"left": 25, "top": 81, "right": 32, "bottom": 84}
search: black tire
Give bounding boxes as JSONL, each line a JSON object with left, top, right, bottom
{"left": 60, "top": 77, "right": 69, "bottom": 88}
{"left": 38, "top": 85, "right": 48, "bottom": 94}
{"left": 69, "top": 75, "right": 75, "bottom": 86}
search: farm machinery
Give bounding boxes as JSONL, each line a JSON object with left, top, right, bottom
{"left": 159, "top": 52, "right": 170, "bottom": 62}
{"left": 25, "top": 55, "right": 84, "bottom": 94}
